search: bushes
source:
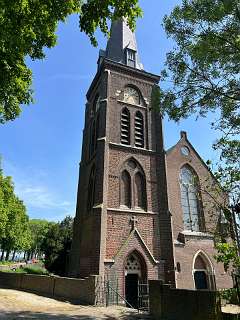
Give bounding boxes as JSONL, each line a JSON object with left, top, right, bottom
{"left": 220, "top": 288, "right": 239, "bottom": 305}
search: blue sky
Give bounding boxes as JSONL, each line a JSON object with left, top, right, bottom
{"left": 0, "top": 0, "right": 220, "bottom": 221}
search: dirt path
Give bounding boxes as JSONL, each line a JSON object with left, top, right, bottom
{"left": 0, "top": 289, "right": 151, "bottom": 319}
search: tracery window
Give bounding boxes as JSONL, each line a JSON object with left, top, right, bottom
{"left": 87, "top": 165, "right": 96, "bottom": 212}
{"left": 120, "top": 159, "right": 147, "bottom": 211}
{"left": 134, "top": 172, "right": 146, "bottom": 210}
{"left": 125, "top": 253, "right": 141, "bottom": 276}
{"left": 95, "top": 95, "right": 101, "bottom": 112}
{"left": 121, "top": 170, "right": 131, "bottom": 208}
{"left": 89, "top": 120, "right": 96, "bottom": 158}
{"left": 121, "top": 108, "right": 130, "bottom": 145}
{"left": 180, "top": 166, "right": 202, "bottom": 231}
{"left": 135, "top": 111, "right": 144, "bottom": 148}
{"left": 88, "top": 94, "right": 101, "bottom": 159}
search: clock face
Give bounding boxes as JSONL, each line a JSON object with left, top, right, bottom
{"left": 124, "top": 87, "right": 140, "bottom": 105}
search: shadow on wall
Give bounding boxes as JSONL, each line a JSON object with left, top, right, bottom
{"left": 0, "top": 310, "right": 152, "bottom": 320}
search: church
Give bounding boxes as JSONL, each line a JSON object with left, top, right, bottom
{"left": 68, "top": 19, "right": 232, "bottom": 306}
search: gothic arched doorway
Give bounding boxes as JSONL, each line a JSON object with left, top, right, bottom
{"left": 124, "top": 251, "right": 147, "bottom": 308}
{"left": 193, "top": 252, "right": 215, "bottom": 290}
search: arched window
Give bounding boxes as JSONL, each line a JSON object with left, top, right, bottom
{"left": 121, "top": 170, "right": 131, "bottom": 208}
{"left": 87, "top": 166, "right": 96, "bottom": 212}
{"left": 120, "top": 158, "right": 147, "bottom": 211}
{"left": 95, "top": 95, "right": 101, "bottom": 112}
{"left": 96, "top": 113, "right": 100, "bottom": 142}
{"left": 89, "top": 120, "right": 96, "bottom": 158}
{"left": 135, "top": 111, "right": 144, "bottom": 148}
{"left": 180, "top": 166, "right": 202, "bottom": 231}
{"left": 134, "top": 172, "right": 146, "bottom": 210}
{"left": 93, "top": 94, "right": 100, "bottom": 113}
{"left": 121, "top": 108, "right": 130, "bottom": 145}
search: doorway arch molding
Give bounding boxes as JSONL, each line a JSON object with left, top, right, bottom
{"left": 192, "top": 250, "right": 214, "bottom": 274}
{"left": 192, "top": 250, "right": 215, "bottom": 290}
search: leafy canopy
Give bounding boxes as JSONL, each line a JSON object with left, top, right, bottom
{"left": 159, "top": 0, "right": 240, "bottom": 274}
{"left": 160, "top": 0, "right": 240, "bottom": 162}
{"left": 41, "top": 216, "right": 73, "bottom": 275}
{"left": 0, "top": 0, "right": 142, "bottom": 123}
{"left": 0, "top": 165, "right": 30, "bottom": 258}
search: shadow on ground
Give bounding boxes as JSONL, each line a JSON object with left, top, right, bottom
{"left": 0, "top": 310, "right": 152, "bottom": 320}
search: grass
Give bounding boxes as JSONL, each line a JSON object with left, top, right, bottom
{"left": 0, "top": 263, "right": 49, "bottom": 276}
{"left": 0, "top": 261, "right": 16, "bottom": 266}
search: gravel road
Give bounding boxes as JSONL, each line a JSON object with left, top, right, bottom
{"left": 0, "top": 288, "right": 151, "bottom": 319}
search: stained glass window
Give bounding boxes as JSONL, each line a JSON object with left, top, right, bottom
{"left": 180, "top": 166, "right": 201, "bottom": 231}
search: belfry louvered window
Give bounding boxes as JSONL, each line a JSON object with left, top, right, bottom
{"left": 135, "top": 111, "right": 144, "bottom": 148}
{"left": 121, "top": 108, "right": 130, "bottom": 145}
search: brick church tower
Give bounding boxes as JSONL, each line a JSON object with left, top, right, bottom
{"left": 69, "top": 19, "right": 175, "bottom": 303}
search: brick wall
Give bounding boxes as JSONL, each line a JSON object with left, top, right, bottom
{"left": 149, "top": 280, "right": 222, "bottom": 320}
{"left": 0, "top": 272, "right": 99, "bottom": 305}
{"left": 166, "top": 132, "right": 232, "bottom": 289}
{"left": 69, "top": 58, "right": 175, "bottom": 291}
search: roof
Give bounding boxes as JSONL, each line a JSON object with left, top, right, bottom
{"left": 99, "top": 18, "right": 143, "bottom": 70}
{"left": 166, "top": 131, "right": 219, "bottom": 182}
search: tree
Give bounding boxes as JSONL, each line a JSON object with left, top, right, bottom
{"left": 0, "top": 162, "right": 31, "bottom": 261}
{"left": 26, "top": 219, "right": 51, "bottom": 260}
{"left": 159, "top": 0, "right": 240, "bottom": 162}
{"left": 157, "top": 1, "right": 240, "bottom": 272}
{"left": 0, "top": 169, "right": 9, "bottom": 245}
{"left": 41, "top": 216, "right": 73, "bottom": 275}
{"left": 1, "top": 194, "right": 30, "bottom": 261}
{"left": 0, "top": 0, "right": 141, "bottom": 124}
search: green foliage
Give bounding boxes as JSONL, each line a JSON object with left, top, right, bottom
{"left": 0, "top": 163, "right": 31, "bottom": 259}
{"left": 41, "top": 216, "right": 73, "bottom": 276}
{"left": 160, "top": 0, "right": 240, "bottom": 166}
{"left": 27, "top": 219, "right": 52, "bottom": 259}
{"left": 79, "top": 0, "right": 142, "bottom": 46}
{"left": 151, "top": 85, "right": 162, "bottom": 113}
{"left": 21, "top": 265, "right": 49, "bottom": 275}
{"left": 215, "top": 242, "right": 240, "bottom": 271}
{"left": 0, "top": 261, "right": 13, "bottom": 266}
{"left": 0, "top": 0, "right": 141, "bottom": 123}
{"left": 220, "top": 288, "right": 239, "bottom": 305}
{"left": 0, "top": 0, "right": 81, "bottom": 124}
{"left": 1, "top": 264, "right": 49, "bottom": 275}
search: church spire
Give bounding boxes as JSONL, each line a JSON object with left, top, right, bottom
{"left": 99, "top": 18, "right": 143, "bottom": 70}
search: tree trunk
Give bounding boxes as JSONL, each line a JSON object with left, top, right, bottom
{"left": 30, "top": 251, "right": 34, "bottom": 260}
{"left": 0, "top": 250, "right": 5, "bottom": 261}
{"left": 11, "top": 250, "right": 16, "bottom": 261}
{"left": 27, "top": 251, "right": 31, "bottom": 261}
{"left": 5, "top": 250, "right": 10, "bottom": 261}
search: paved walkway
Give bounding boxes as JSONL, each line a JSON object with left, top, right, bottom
{"left": 0, "top": 289, "right": 152, "bottom": 319}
